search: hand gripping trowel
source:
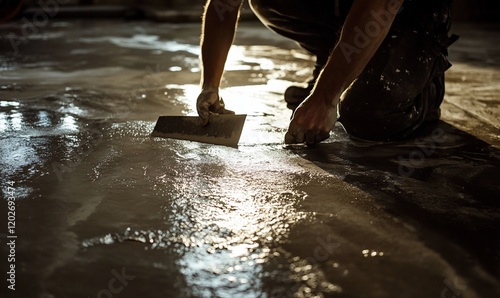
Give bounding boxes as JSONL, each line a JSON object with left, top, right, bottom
{"left": 150, "top": 114, "right": 247, "bottom": 147}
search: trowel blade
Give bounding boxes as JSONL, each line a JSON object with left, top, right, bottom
{"left": 150, "top": 114, "right": 247, "bottom": 147}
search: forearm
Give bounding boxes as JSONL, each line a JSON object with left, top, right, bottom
{"left": 200, "top": 0, "right": 243, "bottom": 90}
{"left": 313, "top": 0, "right": 404, "bottom": 103}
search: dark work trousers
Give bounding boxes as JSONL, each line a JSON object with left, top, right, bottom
{"left": 249, "top": 0, "right": 456, "bottom": 141}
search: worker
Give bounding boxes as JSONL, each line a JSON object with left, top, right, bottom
{"left": 196, "top": 0, "right": 457, "bottom": 144}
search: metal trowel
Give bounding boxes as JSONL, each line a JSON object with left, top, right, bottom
{"left": 151, "top": 114, "right": 247, "bottom": 147}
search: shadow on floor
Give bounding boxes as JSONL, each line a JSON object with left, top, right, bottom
{"left": 290, "top": 121, "right": 500, "bottom": 277}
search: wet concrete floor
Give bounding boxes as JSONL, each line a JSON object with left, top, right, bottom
{"left": 0, "top": 20, "right": 499, "bottom": 297}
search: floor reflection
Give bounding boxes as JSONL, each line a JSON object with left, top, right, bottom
{"left": 0, "top": 19, "right": 499, "bottom": 298}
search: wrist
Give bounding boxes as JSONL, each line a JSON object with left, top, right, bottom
{"left": 311, "top": 68, "right": 343, "bottom": 105}
{"left": 311, "top": 83, "right": 341, "bottom": 107}
{"left": 201, "top": 73, "right": 221, "bottom": 91}
{"left": 201, "top": 83, "right": 219, "bottom": 93}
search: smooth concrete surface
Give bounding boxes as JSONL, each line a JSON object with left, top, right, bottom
{"left": 0, "top": 20, "right": 499, "bottom": 297}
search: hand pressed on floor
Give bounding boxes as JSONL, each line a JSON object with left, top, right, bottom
{"left": 196, "top": 90, "right": 235, "bottom": 126}
{"left": 285, "top": 94, "right": 338, "bottom": 145}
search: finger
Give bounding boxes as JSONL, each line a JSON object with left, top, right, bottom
{"left": 285, "top": 126, "right": 305, "bottom": 144}
{"left": 208, "top": 101, "right": 234, "bottom": 116}
{"left": 197, "top": 107, "right": 211, "bottom": 126}
{"left": 305, "top": 130, "right": 318, "bottom": 145}
{"left": 197, "top": 108, "right": 211, "bottom": 126}
{"left": 212, "top": 98, "right": 235, "bottom": 114}
{"left": 220, "top": 108, "right": 235, "bottom": 115}
{"left": 196, "top": 100, "right": 208, "bottom": 123}
{"left": 210, "top": 97, "right": 230, "bottom": 114}
{"left": 305, "top": 130, "right": 330, "bottom": 145}
{"left": 196, "top": 92, "right": 218, "bottom": 125}
{"left": 197, "top": 113, "right": 210, "bottom": 126}
{"left": 284, "top": 131, "right": 296, "bottom": 144}
{"left": 199, "top": 115, "right": 210, "bottom": 126}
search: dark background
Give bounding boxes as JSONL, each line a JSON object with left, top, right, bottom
{"left": 3, "top": 0, "right": 500, "bottom": 22}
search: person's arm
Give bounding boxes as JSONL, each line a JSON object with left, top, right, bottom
{"left": 285, "top": 0, "right": 404, "bottom": 144}
{"left": 197, "top": 0, "right": 243, "bottom": 125}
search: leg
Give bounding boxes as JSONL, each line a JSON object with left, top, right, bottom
{"left": 249, "top": 0, "right": 352, "bottom": 65}
{"left": 249, "top": 0, "right": 354, "bottom": 106}
{"left": 338, "top": 2, "right": 455, "bottom": 141}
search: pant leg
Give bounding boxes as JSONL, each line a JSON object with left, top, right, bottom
{"left": 249, "top": 0, "right": 353, "bottom": 66}
{"left": 338, "top": 1, "right": 455, "bottom": 141}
